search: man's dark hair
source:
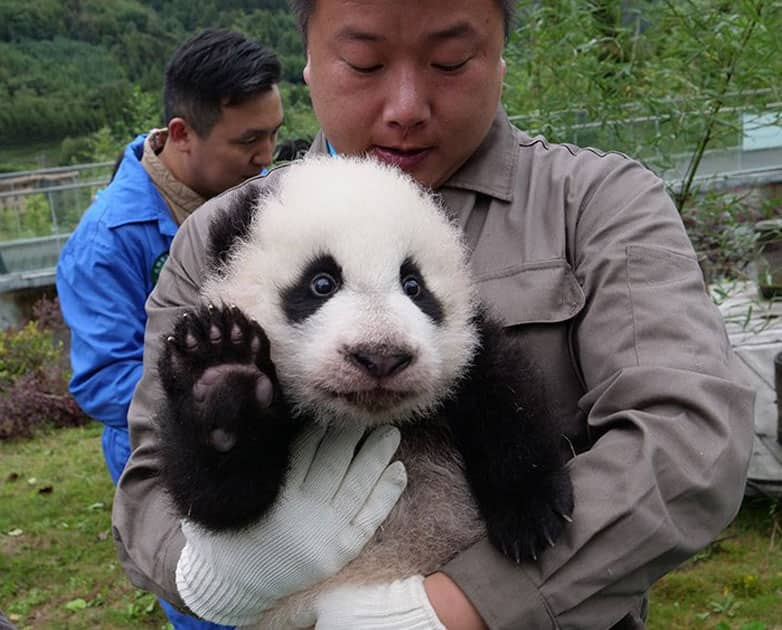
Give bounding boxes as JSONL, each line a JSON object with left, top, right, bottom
{"left": 164, "top": 29, "right": 282, "bottom": 137}
{"left": 274, "top": 137, "right": 312, "bottom": 162}
{"left": 287, "top": 1, "right": 516, "bottom": 43}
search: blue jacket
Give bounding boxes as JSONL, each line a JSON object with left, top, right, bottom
{"left": 57, "top": 135, "right": 177, "bottom": 484}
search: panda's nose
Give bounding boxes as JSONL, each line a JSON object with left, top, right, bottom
{"left": 350, "top": 351, "right": 413, "bottom": 378}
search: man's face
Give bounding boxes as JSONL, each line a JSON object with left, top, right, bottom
{"left": 303, "top": 0, "right": 506, "bottom": 189}
{"left": 188, "top": 85, "right": 284, "bottom": 198}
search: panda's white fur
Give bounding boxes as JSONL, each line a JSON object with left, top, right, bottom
{"left": 159, "top": 156, "right": 573, "bottom": 629}
{"left": 201, "top": 157, "right": 487, "bottom": 628}
{"left": 202, "top": 156, "right": 479, "bottom": 429}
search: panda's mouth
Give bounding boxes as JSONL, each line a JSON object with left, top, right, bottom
{"left": 327, "top": 387, "right": 412, "bottom": 411}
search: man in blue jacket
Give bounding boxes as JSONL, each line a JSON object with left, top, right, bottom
{"left": 56, "top": 28, "right": 283, "bottom": 629}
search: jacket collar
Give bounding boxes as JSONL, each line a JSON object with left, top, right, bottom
{"left": 441, "top": 106, "right": 517, "bottom": 202}
{"left": 308, "top": 106, "right": 517, "bottom": 202}
{"left": 103, "top": 134, "right": 177, "bottom": 236}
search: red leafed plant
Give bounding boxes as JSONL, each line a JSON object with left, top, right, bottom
{"left": 0, "top": 295, "right": 89, "bottom": 439}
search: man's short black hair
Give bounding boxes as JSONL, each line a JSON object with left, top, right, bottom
{"left": 274, "top": 137, "right": 312, "bottom": 162}
{"left": 164, "top": 29, "right": 282, "bottom": 138}
{"left": 287, "top": 0, "right": 516, "bottom": 43}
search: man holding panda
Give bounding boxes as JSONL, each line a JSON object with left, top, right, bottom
{"left": 112, "top": 1, "right": 754, "bottom": 628}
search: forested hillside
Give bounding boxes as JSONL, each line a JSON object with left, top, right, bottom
{"left": 0, "top": 0, "right": 313, "bottom": 169}
{"left": 1, "top": 1, "right": 779, "bottom": 177}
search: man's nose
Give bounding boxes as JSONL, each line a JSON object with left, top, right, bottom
{"left": 252, "top": 138, "right": 275, "bottom": 168}
{"left": 382, "top": 67, "right": 431, "bottom": 132}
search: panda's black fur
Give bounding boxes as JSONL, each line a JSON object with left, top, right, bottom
{"left": 157, "top": 157, "right": 573, "bottom": 623}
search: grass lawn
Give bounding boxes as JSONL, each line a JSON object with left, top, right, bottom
{"left": 1, "top": 424, "right": 781, "bottom": 629}
{"left": 648, "top": 492, "right": 782, "bottom": 630}
{"left": 0, "top": 424, "right": 170, "bottom": 629}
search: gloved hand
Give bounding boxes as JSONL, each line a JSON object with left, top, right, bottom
{"left": 175, "top": 423, "right": 407, "bottom": 626}
{"left": 311, "top": 575, "right": 446, "bottom": 630}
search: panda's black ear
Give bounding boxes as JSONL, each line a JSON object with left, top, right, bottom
{"left": 207, "top": 187, "right": 266, "bottom": 272}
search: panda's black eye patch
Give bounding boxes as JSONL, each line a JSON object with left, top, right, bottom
{"left": 283, "top": 254, "right": 343, "bottom": 323}
{"left": 399, "top": 257, "right": 444, "bottom": 324}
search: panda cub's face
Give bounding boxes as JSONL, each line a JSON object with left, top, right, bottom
{"left": 202, "top": 157, "right": 479, "bottom": 428}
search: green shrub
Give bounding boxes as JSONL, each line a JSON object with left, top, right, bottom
{"left": 681, "top": 192, "right": 782, "bottom": 284}
{"left": 0, "top": 320, "right": 62, "bottom": 382}
{"left": 0, "top": 296, "right": 88, "bottom": 439}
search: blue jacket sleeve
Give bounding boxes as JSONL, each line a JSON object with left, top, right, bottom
{"left": 57, "top": 220, "right": 156, "bottom": 429}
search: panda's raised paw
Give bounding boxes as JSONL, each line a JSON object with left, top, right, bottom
{"left": 485, "top": 466, "right": 574, "bottom": 564}
{"left": 158, "top": 303, "right": 278, "bottom": 451}
{"left": 164, "top": 303, "right": 271, "bottom": 373}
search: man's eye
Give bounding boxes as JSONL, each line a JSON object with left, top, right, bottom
{"left": 240, "top": 137, "right": 259, "bottom": 145}
{"left": 433, "top": 59, "right": 470, "bottom": 72}
{"left": 346, "top": 62, "right": 383, "bottom": 74}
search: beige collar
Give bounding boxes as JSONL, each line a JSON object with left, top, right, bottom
{"left": 141, "top": 129, "right": 206, "bottom": 226}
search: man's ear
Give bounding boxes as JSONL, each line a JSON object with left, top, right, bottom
{"left": 500, "top": 56, "right": 507, "bottom": 80}
{"left": 303, "top": 51, "right": 311, "bottom": 85}
{"left": 167, "top": 117, "right": 192, "bottom": 150}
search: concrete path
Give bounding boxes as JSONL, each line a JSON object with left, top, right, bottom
{"left": 715, "top": 280, "right": 782, "bottom": 497}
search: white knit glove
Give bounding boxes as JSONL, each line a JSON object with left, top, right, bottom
{"left": 311, "top": 576, "right": 446, "bottom": 630}
{"left": 175, "top": 424, "right": 407, "bottom": 626}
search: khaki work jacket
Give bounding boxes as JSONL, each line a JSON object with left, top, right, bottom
{"left": 112, "top": 108, "right": 754, "bottom": 629}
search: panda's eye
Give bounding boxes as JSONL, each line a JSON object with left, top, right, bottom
{"left": 401, "top": 275, "right": 421, "bottom": 298}
{"left": 310, "top": 272, "right": 338, "bottom": 297}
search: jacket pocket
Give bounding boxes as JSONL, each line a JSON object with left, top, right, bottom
{"left": 626, "top": 244, "right": 730, "bottom": 369}
{"left": 475, "top": 259, "right": 585, "bottom": 326}
{"left": 475, "top": 259, "right": 589, "bottom": 453}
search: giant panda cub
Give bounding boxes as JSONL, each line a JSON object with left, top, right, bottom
{"left": 157, "top": 156, "right": 574, "bottom": 628}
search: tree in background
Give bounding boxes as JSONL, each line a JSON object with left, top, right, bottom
{"left": 0, "top": 0, "right": 313, "bottom": 167}
{"left": 502, "top": 0, "right": 782, "bottom": 282}
{"left": 59, "top": 85, "right": 161, "bottom": 165}
{"left": 2, "top": 0, "right": 781, "bottom": 282}
{"left": 504, "top": 0, "right": 782, "bottom": 210}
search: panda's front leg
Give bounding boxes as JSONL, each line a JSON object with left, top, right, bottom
{"left": 445, "top": 313, "right": 575, "bottom": 563}
{"left": 157, "top": 302, "right": 300, "bottom": 531}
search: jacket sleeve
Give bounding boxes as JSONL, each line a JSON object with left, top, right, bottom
{"left": 56, "top": 221, "right": 152, "bottom": 428}
{"left": 442, "top": 159, "right": 755, "bottom": 629}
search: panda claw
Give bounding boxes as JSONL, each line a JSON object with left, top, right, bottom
{"left": 560, "top": 512, "right": 573, "bottom": 523}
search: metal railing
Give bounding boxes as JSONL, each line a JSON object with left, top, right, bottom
{"left": 0, "top": 117, "right": 781, "bottom": 293}
{"left": 507, "top": 102, "right": 782, "bottom": 176}
{"left": 0, "top": 164, "right": 112, "bottom": 291}
{"left": 0, "top": 161, "right": 114, "bottom": 183}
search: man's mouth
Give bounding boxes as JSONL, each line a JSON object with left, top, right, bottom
{"left": 370, "top": 146, "right": 431, "bottom": 171}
